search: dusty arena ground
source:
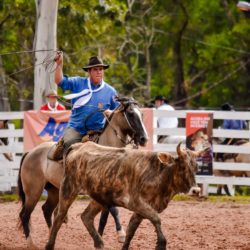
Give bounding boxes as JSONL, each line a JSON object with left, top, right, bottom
{"left": 0, "top": 198, "right": 249, "bottom": 250}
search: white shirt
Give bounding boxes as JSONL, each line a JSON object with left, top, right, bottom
{"left": 157, "top": 104, "right": 178, "bottom": 128}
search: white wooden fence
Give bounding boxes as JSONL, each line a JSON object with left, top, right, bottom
{"left": 154, "top": 109, "right": 250, "bottom": 195}
{"left": 0, "top": 110, "right": 250, "bottom": 196}
{"left": 0, "top": 112, "right": 23, "bottom": 192}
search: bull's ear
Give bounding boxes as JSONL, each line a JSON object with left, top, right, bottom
{"left": 158, "top": 152, "right": 173, "bottom": 164}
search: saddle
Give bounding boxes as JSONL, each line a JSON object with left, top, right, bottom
{"left": 48, "top": 130, "right": 102, "bottom": 161}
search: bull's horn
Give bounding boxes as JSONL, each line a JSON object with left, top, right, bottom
{"left": 192, "top": 146, "right": 210, "bottom": 157}
{"left": 197, "top": 146, "right": 210, "bottom": 156}
{"left": 176, "top": 141, "right": 183, "bottom": 156}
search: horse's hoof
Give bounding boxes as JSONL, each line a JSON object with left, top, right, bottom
{"left": 117, "top": 228, "right": 126, "bottom": 243}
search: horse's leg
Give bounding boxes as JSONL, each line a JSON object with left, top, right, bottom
{"left": 122, "top": 213, "right": 143, "bottom": 250}
{"left": 98, "top": 208, "right": 109, "bottom": 236}
{"left": 217, "top": 185, "right": 222, "bottom": 195}
{"left": 3, "top": 152, "right": 13, "bottom": 161}
{"left": 42, "top": 184, "right": 59, "bottom": 230}
{"left": 109, "top": 207, "right": 126, "bottom": 243}
{"left": 223, "top": 185, "right": 232, "bottom": 196}
{"left": 81, "top": 200, "right": 104, "bottom": 249}
{"left": 45, "top": 193, "right": 77, "bottom": 250}
{"left": 18, "top": 161, "right": 44, "bottom": 248}
{"left": 19, "top": 191, "right": 43, "bottom": 248}
{"left": 98, "top": 207, "right": 125, "bottom": 243}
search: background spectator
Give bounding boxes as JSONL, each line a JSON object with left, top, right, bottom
{"left": 40, "top": 89, "right": 66, "bottom": 111}
{"left": 154, "top": 95, "right": 178, "bottom": 142}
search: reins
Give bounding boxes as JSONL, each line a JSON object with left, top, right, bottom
{"left": 102, "top": 105, "right": 138, "bottom": 148}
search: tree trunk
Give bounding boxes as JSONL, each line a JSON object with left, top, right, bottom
{"left": 33, "top": 0, "right": 58, "bottom": 109}
{"left": 0, "top": 57, "right": 10, "bottom": 111}
{"left": 145, "top": 44, "right": 151, "bottom": 99}
{"left": 173, "top": 1, "right": 188, "bottom": 107}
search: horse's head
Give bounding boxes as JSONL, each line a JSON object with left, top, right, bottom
{"left": 115, "top": 96, "right": 148, "bottom": 147}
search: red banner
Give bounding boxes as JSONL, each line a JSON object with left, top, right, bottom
{"left": 186, "top": 113, "right": 213, "bottom": 175}
{"left": 23, "top": 109, "right": 153, "bottom": 153}
{"left": 24, "top": 110, "right": 70, "bottom": 152}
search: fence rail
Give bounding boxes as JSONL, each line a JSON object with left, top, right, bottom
{"left": 0, "top": 110, "right": 250, "bottom": 195}
{"left": 154, "top": 109, "right": 250, "bottom": 196}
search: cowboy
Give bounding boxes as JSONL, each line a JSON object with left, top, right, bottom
{"left": 40, "top": 89, "right": 66, "bottom": 111}
{"left": 53, "top": 54, "right": 119, "bottom": 159}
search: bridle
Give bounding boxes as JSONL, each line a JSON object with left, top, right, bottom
{"left": 103, "top": 101, "right": 140, "bottom": 148}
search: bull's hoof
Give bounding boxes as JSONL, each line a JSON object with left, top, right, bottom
{"left": 45, "top": 242, "right": 54, "bottom": 250}
{"left": 117, "top": 228, "right": 126, "bottom": 243}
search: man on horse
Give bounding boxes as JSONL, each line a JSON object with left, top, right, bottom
{"left": 53, "top": 53, "right": 119, "bottom": 160}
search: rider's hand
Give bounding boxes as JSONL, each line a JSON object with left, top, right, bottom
{"left": 103, "top": 109, "right": 112, "bottom": 118}
{"left": 54, "top": 51, "right": 63, "bottom": 66}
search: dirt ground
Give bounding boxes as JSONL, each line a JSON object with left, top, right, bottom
{"left": 0, "top": 199, "right": 249, "bottom": 250}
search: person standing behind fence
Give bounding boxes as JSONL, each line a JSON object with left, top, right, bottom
{"left": 40, "top": 89, "right": 66, "bottom": 111}
{"left": 221, "top": 102, "right": 247, "bottom": 130}
{"left": 217, "top": 102, "right": 247, "bottom": 161}
{"left": 154, "top": 95, "right": 178, "bottom": 143}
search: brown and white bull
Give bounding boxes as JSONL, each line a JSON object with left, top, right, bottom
{"left": 46, "top": 141, "right": 208, "bottom": 250}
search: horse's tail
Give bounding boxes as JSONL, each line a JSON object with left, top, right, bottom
{"left": 17, "top": 152, "right": 28, "bottom": 206}
{"left": 17, "top": 152, "right": 29, "bottom": 231}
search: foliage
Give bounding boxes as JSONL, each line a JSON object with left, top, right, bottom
{"left": 0, "top": 0, "right": 250, "bottom": 110}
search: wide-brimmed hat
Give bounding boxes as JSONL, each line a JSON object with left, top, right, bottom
{"left": 82, "top": 56, "right": 109, "bottom": 72}
{"left": 154, "top": 95, "right": 167, "bottom": 102}
{"left": 221, "top": 102, "right": 234, "bottom": 111}
{"left": 46, "top": 89, "right": 58, "bottom": 98}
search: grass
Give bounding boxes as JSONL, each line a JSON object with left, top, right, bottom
{"left": 1, "top": 193, "right": 250, "bottom": 203}
{"left": 173, "top": 194, "right": 250, "bottom": 203}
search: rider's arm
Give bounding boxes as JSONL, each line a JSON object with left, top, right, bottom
{"left": 54, "top": 52, "right": 63, "bottom": 85}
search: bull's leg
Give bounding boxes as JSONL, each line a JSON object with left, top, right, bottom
{"left": 81, "top": 200, "right": 104, "bottom": 249}
{"left": 129, "top": 200, "right": 167, "bottom": 250}
{"left": 42, "top": 185, "right": 59, "bottom": 229}
{"left": 121, "top": 213, "right": 143, "bottom": 250}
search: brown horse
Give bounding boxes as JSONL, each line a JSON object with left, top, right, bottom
{"left": 214, "top": 140, "right": 250, "bottom": 196}
{"left": 0, "top": 120, "right": 13, "bottom": 161}
{"left": 17, "top": 97, "right": 148, "bottom": 248}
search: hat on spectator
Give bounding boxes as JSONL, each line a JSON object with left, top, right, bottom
{"left": 221, "top": 102, "right": 234, "bottom": 111}
{"left": 82, "top": 56, "right": 109, "bottom": 72}
{"left": 154, "top": 95, "right": 168, "bottom": 102}
{"left": 46, "top": 89, "right": 58, "bottom": 98}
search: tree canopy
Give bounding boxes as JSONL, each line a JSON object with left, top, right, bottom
{"left": 0, "top": 0, "right": 250, "bottom": 111}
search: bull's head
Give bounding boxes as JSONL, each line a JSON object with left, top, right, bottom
{"left": 176, "top": 142, "right": 210, "bottom": 193}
